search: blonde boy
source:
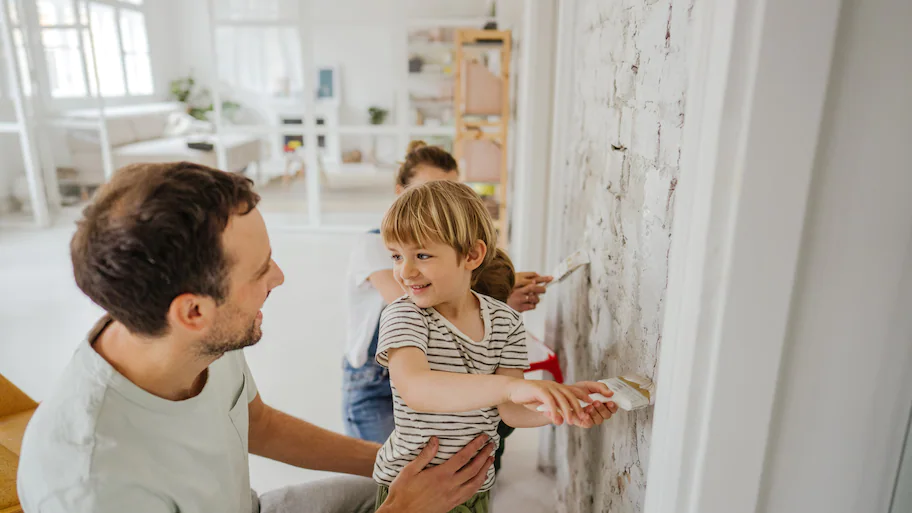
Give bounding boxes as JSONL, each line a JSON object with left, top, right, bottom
{"left": 372, "top": 181, "right": 616, "bottom": 511}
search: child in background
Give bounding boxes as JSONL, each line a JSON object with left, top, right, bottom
{"left": 470, "top": 248, "right": 519, "bottom": 473}
{"left": 373, "top": 181, "right": 616, "bottom": 511}
{"left": 342, "top": 141, "right": 551, "bottom": 448}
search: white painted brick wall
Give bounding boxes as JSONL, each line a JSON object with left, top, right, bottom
{"left": 545, "top": 1, "right": 693, "bottom": 511}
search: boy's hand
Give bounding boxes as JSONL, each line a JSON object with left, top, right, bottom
{"left": 506, "top": 379, "right": 592, "bottom": 426}
{"left": 569, "top": 381, "right": 619, "bottom": 428}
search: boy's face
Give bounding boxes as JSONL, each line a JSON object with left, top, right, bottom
{"left": 387, "top": 239, "right": 481, "bottom": 309}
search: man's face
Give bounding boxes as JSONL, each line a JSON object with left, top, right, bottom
{"left": 199, "top": 207, "right": 284, "bottom": 356}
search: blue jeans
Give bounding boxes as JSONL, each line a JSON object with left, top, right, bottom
{"left": 342, "top": 320, "right": 395, "bottom": 444}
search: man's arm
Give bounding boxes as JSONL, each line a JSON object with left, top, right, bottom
{"left": 377, "top": 435, "right": 494, "bottom": 513}
{"left": 248, "top": 393, "right": 379, "bottom": 477}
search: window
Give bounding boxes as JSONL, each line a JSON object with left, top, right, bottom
{"left": 42, "top": 29, "right": 87, "bottom": 97}
{"left": 33, "top": 0, "right": 153, "bottom": 98}
{"left": 215, "top": 26, "right": 303, "bottom": 97}
{"left": 119, "top": 9, "right": 151, "bottom": 94}
{"left": 213, "top": 0, "right": 303, "bottom": 97}
{"left": 6, "top": 1, "right": 33, "bottom": 96}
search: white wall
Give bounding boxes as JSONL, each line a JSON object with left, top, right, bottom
{"left": 171, "top": 0, "right": 521, "bottom": 120}
{"left": 756, "top": 0, "right": 912, "bottom": 511}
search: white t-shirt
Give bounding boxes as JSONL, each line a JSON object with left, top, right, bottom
{"left": 344, "top": 231, "right": 396, "bottom": 368}
{"left": 372, "top": 294, "right": 529, "bottom": 492}
{"left": 17, "top": 317, "right": 259, "bottom": 513}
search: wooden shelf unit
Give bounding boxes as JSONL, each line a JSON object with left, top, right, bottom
{"left": 453, "top": 28, "right": 512, "bottom": 243}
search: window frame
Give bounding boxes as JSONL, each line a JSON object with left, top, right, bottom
{"left": 21, "top": 0, "right": 155, "bottom": 104}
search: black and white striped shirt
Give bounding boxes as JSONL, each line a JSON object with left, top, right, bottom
{"left": 372, "top": 293, "right": 529, "bottom": 492}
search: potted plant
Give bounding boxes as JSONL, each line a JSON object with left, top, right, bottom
{"left": 368, "top": 106, "right": 389, "bottom": 164}
{"left": 169, "top": 74, "right": 241, "bottom": 122}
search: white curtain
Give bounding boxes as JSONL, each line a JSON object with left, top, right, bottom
{"left": 215, "top": 26, "right": 303, "bottom": 98}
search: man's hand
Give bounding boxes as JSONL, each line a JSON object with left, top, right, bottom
{"left": 569, "top": 381, "right": 619, "bottom": 428}
{"left": 507, "top": 272, "right": 552, "bottom": 312}
{"left": 378, "top": 435, "right": 495, "bottom": 513}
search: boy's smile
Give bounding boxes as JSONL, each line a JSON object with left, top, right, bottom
{"left": 388, "top": 240, "right": 473, "bottom": 309}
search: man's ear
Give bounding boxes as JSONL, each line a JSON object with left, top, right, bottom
{"left": 464, "top": 240, "right": 488, "bottom": 272}
{"left": 167, "top": 293, "right": 217, "bottom": 335}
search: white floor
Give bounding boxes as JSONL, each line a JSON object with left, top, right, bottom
{"left": 0, "top": 209, "right": 556, "bottom": 511}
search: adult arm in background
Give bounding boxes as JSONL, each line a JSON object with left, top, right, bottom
{"left": 507, "top": 272, "right": 553, "bottom": 312}
{"left": 368, "top": 270, "right": 405, "bottom": 303}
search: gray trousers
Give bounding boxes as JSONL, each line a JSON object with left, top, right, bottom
{"left": 254, "top": 476, "right": 376, "bottom": 513}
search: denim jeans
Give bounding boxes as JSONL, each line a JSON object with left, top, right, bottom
{"left": 342, "top": 320, "right": 395, "bottom": 444}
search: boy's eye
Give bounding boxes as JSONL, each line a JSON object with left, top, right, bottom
{"left": 417, "top": 254, "right": 432, "bottom": 260}
{"left": 391, "top": 254, "right": 402, "bottom": 261}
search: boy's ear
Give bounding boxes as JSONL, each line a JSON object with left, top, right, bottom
{"left": 464, "top": 240, "right": 488, "bottom": 271}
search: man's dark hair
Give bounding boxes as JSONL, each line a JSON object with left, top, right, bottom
{"left": 71, "top": 162, "right": 260, "bottom": 336}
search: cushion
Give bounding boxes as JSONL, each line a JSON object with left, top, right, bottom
{"left": 129, "top": 112, "right": 171, "bottom": 142}
{"left": 102, "top": 117, "right": 137, "bottom": 147}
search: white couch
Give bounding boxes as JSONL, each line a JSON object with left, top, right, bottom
{"left": 65, "top": 103, "right": 262, "bottom": 186}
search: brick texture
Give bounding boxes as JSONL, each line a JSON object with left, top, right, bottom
{"left": 545, "top": 1, "right": 694, "bottom": 511}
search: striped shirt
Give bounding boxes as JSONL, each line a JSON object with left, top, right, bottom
{"left": 372, "top": 293, "right": 529, "bottom": 492}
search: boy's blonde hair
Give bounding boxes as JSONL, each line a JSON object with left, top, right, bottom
{"left": 381, "top": 180, "right": 497, "bottom": 284}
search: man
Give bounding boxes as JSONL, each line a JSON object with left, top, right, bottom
{"left": 17, "top": 162, "right": 496, "bottom": 513}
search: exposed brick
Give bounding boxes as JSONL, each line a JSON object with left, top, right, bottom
{"left": 546, "top": 1, "right": 693, "bottom": 511}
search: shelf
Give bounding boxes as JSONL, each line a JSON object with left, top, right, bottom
{"left": 409, "top": 126, "right": 455, "bottom": 136}
{"left": 410, "top": 97, "right": 453, "bottom": 105}
{"left": 408, "top": 42, "right": 454, "bottom": 52}
{"left": 407, "top": 18, "right": 495, "bottom": 28}
{"left": 463, "top": 119, "right": 502, "bottom": 128}
{"left": 336, "top": 125, "right": 400, "bottom": 135}
{"left": 408, "top": 71, "right": 454, "bottom": 79}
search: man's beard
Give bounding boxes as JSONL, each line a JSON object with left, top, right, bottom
{"left": 197, "top": 314, "right": 262, "bottom": 357}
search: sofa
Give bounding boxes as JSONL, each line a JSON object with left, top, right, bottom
{"left": 65, "top": 103, "right": 262, "bottom": 187}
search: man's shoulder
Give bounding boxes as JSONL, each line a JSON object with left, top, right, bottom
{"left": 18, "top": 347, "right": 119, "bottom": 509}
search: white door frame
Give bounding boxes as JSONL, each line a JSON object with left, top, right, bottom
{"left": 0, "top": 0, "right": 50, "bottom": 227}
{"left": 644, "top": 0, "right": 843, "bottom": 512}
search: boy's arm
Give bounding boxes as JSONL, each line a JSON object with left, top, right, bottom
{"left": 387, "top": 347, "right": 590, "bottom": 420}
{"left": 379, "top": 302, "right": 588, "bottom": 418}
{"left": 388, "top": 347, "right": 516, "bottom": 412}
{"left": 494, "top": 368, "right": 555, "bottom": 428}
{"left": 495, "top": 368, "right": 620, "bottom": 429}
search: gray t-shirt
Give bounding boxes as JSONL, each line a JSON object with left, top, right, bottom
{"left": 17, "top": 317, "right": 259, "bottom": 513}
